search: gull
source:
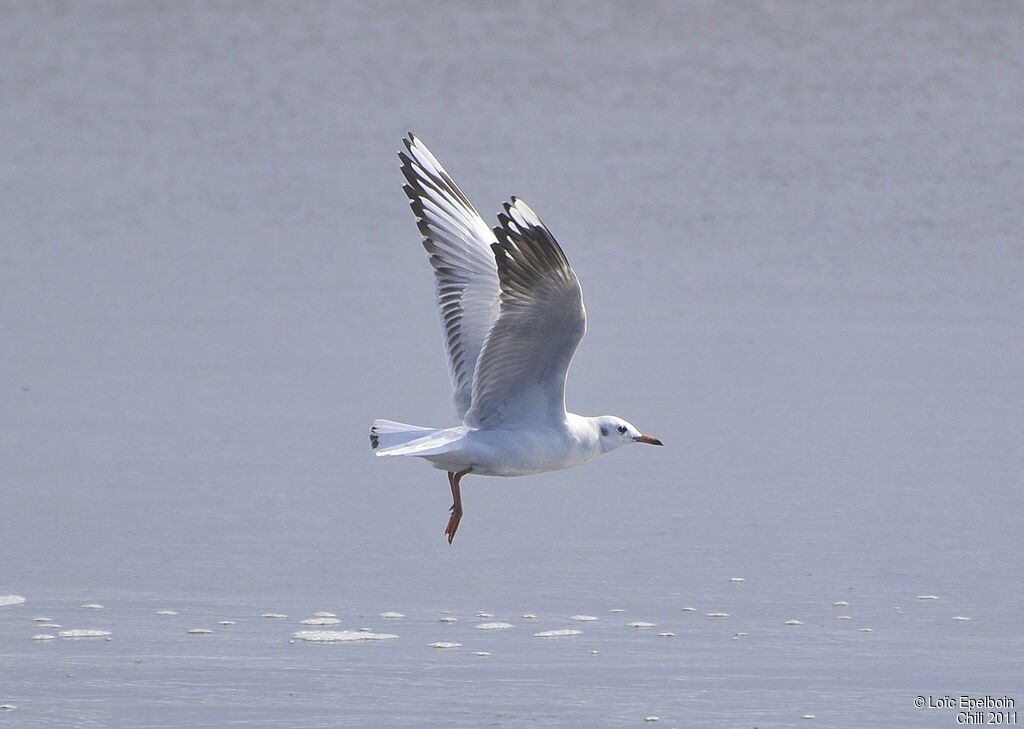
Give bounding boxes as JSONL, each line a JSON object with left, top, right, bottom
{"left": 371, "top": 134, "right": 662, "bottom": 543}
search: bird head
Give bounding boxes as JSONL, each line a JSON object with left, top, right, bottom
{"left": 594, "top": 416, "right": 663, "bottom": 453}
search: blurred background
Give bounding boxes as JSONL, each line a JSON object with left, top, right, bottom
{"left": 1, "top": 2, "right": 1021, "bottom": 727}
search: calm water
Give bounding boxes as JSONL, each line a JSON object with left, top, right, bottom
{"left": 2, "top": 2, "right": 1021, "bottom": 727}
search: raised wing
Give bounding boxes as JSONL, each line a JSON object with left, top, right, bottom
{"left": 464, "top": 198, "right": 587, "bottom": 428}
{"left": 399, "top": 134, "right": 501, "bottom": 419}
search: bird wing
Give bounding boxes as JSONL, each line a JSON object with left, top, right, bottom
{"left": 464, "top": 198, "right": 587, "bottom": 428}
{"left": 399, "top": 134, "right": 501, "bottom": 419}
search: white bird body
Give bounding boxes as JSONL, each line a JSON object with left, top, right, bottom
{"left": 372, "top": 134, "right": 662, "bottom": 542}
{"left": 376, "top": 414, "right": 605, "bottom": 477}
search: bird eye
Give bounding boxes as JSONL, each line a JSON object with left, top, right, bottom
{"left": 617, "top": 425, "right": 627, "bottom": 434}
{"left": 600, "top": 426, "right": 608, "bottom": 437}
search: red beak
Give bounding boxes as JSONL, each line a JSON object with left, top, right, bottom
{"left": 634, "top": 434, "right": 663, "bottom": 446}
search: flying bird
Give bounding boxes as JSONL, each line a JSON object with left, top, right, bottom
{"left": 372, "top": 134, "right": 662, "bottom": 543}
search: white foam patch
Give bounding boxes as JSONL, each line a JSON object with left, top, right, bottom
{"left": 916, "top": 595, "right": 940, "bottom": 600}
{"left": 59, "top": 629, "right": 111, "bottom": 638}
{"left": 379, "top": 612, "right": 405, "bottom": 619}
{"left": 0, "top": 705, "right": 15, "bottom": 711}
{"left": 475, "top": 612, "right": 495, "bottom": 618}
{"left": 785, "top": 620, "right": 804, "bottom": 625}
{"left": 430, "top": 641, "right": 461, "bottom": 648}
{"left": 521, "top": 613, "right": 537, "bottom": 619}
{"left": 535, "top": 629, "right": 583, "bottom": 638}
{"left": 32, "top": 617, "right": 53, "bottom": 622}
{"left": 218, "top": 621, "right": 236, "bottom": 626}
{"left": 38, "top": 623, "right": 61, "bottom": 629}
{"left": 313, "top": 611, "right": 337, "bottom": 618}
{"left": 293, "top": 630, "right": 398, "bottom": 642}
{"left": 628, "top": 621, "right": 656, "bottom": 628}
{"left": 681, "top": 607, "right": 696, "bottom": 612}
{"left": 645, "top": 718, "right": 659, "bottom": 723}
{"left": 569, "top": 615, "right": 598, "bottom": 621}
{"left": 953, "top": 616, "right": 971, "bottom": 621}
{"left": 32, "top": 634, "right": 55, "bottom": 640}
{"left": 156, "top": 610, "right": 178, "bottom": 616}
{"left": 706, "top": 612, "right": 729, "bottom": 618}
{"left": 802, "top": 715, "right": 816, "bottom": 720}
{"left": 472, "top": 651, "right": 491, "bottom": 656}
{"left": 730, "top": 577, "right": 745, "bottom": 582}
{"left": 80, "top": 603, "right": 104, "bottom": 609}
{"left": 859, "top": 627, "right": 874, "bottom": 632}
{"left": 833, "top": 600, "right": 850, "bottom": 607}
{"left": 609, "top": 608, "right": 626, "bottom": 613}
{"left": 439, "top": 616, "right": 458, "bottom": 623}
{"left": 836, "top": 615, "right": 852, "bottom": 620}
{"left": 658, "top": 632, "right": 675, "bottom": 637}
{"left": 0, "top": 595, "right": 26, "bottom": 607}
{"left": 300, "top": 617, "right": 341, "bottom": 626}
{"left": 475, "top": 622, "right": 514, "bottom": 630}
{"left": 262, "top": 613, "right": 287, "bottom": 619}
{"left": 187, "top": 628, "right": 213, "bottom": 634}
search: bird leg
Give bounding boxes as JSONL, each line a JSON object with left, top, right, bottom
{"left": 444, "top": 469, "right": 470, "bottom": 544}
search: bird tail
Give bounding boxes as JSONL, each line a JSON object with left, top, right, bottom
{"left": 370, "top": 419, "right": 466, "bottom": 457}
{"left": 370, "top": 419, "right": 434, "bottom": 451}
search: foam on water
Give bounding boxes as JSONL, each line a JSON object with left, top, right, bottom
{"left": 628, "top": 621, "right": 656, "bottom": 628}
{"left": 80, "top": 603, "right": 104, "bottom": 609}
{"left": 32, "top": 617, "right": 53, "bottom": 622}
{"left": 58, "top": 629, "right": 111, "bottom": 638}
{"left": 472, "top": 651, "right": 491, "bottom": 656}
{"left": 439, "top": 616, "right": 458, "bottom": 623}
{"left": 475, "top": 612, "right": 495, "bottom": 618}
{"left": 730, "top": 577, "right": 745, "bottom": 582}
{"left": 300, "top": 617, "right": 341, "bottom": 625}
{"left": 916, "top": 595, "right": 940, "bottom": 600}
{"left": 681, "top": 607, "right": 696, "bottom": 612}
{"left": 609, "top": 609, "right": 626, "bottom": 613}
{"left": 535, "top": 629, "right": 583, "bottom": 638}
{"left": 0, "top": 595, "right": 26, "bottom": 607}
{"left": 785, "top": 620, "right": 804, "bottom": 625}
{"left": 218, "top": 621, "right": 236, "bottom": 626}
{"left": 187, "top": 628, "right": 214, "bottom": 634}
{"left": 658, "top": 632, "right": 675, "bottom": 637}
{"left": 859, "top": 628, "right": 874, "bottom": 632}
{"left": 37, "top": 623, "right": 61, "bottom": 629}
{"left": 953, "top": 616, "right": 971, "bottom": 621}
{"left": 0, "top": 705, "right": 16, "bottom": 712}
{"left": 430, "top": 642, "right": 461, "bottom": 648}
{"left": 156, "top": 610, "right": 178, "bottom": 616}
{"left": 313, "top": 611, "right": 336, "bottom": 617}
{"left": 834, "top": 600, "right": 850, "bottom": 607}
{"left": 645, "top": 718, "right": 659, "bottom": 723}
{"left": 707, "top": 613, "right": 729, "bottom": 618}
{"left": 475, "top": 622, "right": 514, "bottom": 630}
{"left": 521, "top": 613, "right": 537, "bottom": 619}
{"left": 261, "top": 613, "right": 287, "bottom": 619}
{"left": 379, "top": 612, "right": 405, "bottom": 619}
{"left": 569, "top": 615, "right": 599, "bottom": 621}
{"left": 32, "top": 634, "right": 55, "bottom": 640}
{"left": 293, "top": 630, "right": 398, "bottom": 642}
{"left": 837, "top": 615, "right": 852, "bottom": 620}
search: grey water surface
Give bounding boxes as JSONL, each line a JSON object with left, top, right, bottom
{"left": 2, "top": 2, "right": 1022, "bottom": 727}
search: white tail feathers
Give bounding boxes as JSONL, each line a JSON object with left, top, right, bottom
{"left": 370, "top": 419, "right": 465, "bottom": 457}
{"left": 370, "top": 417, "right": 468, "bottom": 458}
{"left": 370, "top": 420, "right": 433, "bottom": 451}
